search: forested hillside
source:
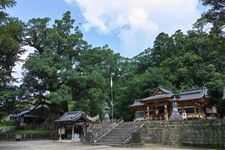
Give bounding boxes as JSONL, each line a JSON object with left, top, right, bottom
{"left": 1, "top": 0, "right": 225, "bottom": 121}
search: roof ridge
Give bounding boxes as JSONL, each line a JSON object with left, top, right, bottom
{"left": 179, "top": 90, "right": 202, "bottom": 95}
{"left": 181, "top": 87, "right": 207, "bottom": 93}
{"left": 158, "top": 85, "right": 174, "bottom": 94}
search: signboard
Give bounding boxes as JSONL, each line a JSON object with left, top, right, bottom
{"left": 58, "top": 128, "right": 65, "bottom": 135}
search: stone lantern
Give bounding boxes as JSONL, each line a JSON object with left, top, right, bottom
{"left": 103, "top": 102, "right": 110, "bottom": 122}
{"left": 171, "top": 96, "right": 181, "bottom": 120}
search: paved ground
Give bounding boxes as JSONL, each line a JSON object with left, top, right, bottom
{"left": 0, "top": 140, "right": 214, "bottom": 150}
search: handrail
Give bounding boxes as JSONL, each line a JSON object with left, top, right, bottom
{"left": 144, "top": 113, "right": 149, "bottom": 120}
{"left": 122, "top": 120, "right": 145, "bottom": 144}
{"left": 94, "top": 118, "right": 124, "bottom": 143}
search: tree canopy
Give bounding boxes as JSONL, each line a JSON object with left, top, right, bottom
{"left": 0, "top": 0, "right": 24, "bottom": 118}
{"left": 1, "top": 0, "right": 225, "bottom": 121}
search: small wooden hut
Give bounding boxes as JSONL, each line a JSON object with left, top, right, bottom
{"left": 55, "top": 111, "right": 99, "bottom": 141}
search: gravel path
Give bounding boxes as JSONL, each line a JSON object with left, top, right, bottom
{"left": 0, "top": 140, "right": 213, "bottom": 150}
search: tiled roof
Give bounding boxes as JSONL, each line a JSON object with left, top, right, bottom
{"left": 55, "top": 111, "right": 88, "bottom": 122}
{"left": 129, "top": 87, "right": 208, "bottom": 109}
{"left": 158, "top": 86, "right": 174, "bottom": 94}
{"left": 141, "top": 94, "right": 173, "bottom": 102}
{"left": 177, "top": 88, "right": 208, "bottom": 101}
{"left": 12, "top": 109, "right": 31, "bottom": 117}
{"left": 129, "top": 100, "right": 144, "bottom": 107}
{"left": 55, "top": 111, "right": 99, "bottom": 122}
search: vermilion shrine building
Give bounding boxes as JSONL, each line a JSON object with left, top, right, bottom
{"left": 129, "top": 86, "right": 209, "bottom": 120}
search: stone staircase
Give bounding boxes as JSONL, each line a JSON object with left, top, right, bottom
{"left": 95, "top": 121, "right": 144, "bottom": 146}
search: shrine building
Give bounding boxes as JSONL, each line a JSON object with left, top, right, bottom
{"left": 129, "top": 86, "right": 209, "bottom": 120}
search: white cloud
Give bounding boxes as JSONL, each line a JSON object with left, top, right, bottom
{"left": 64, "top": 0, "right": 76, "bottom": 5}
{"left": 64, "top": 0, "right": 201, "bottom": 57}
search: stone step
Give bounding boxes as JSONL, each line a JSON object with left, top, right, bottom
{"left": 95, "top": 142, "right": 123, "bottom": 146}
{"left": 105, "top": 133, "right": 126, "bottom": 137}
{"left": 103, "top": 134, "right": 128, "bottom": 138}
{"left": 102, "top": 134, "right": 125, "bottom": 137}
{"left": 100, "top": 139, "right": 123, "bottom": 142}
{"left": 95, "top": 121, "right": 136, "bottom": 145}
{"left": 100, "top": 141, "right": 124, "bottom": 144}
{"left": 108, "top": 130, "right": 131, "bottom": 134}
{"left": 101, "top": 137, "right": 124, "bottom": 140}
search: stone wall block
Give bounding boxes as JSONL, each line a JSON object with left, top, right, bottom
{"left": 140, "top": 119, "right": 225, "bottom": 148}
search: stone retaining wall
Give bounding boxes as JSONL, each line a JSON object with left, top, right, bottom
{"left": 140, "top": 119, "right": 225, "bottom": 148}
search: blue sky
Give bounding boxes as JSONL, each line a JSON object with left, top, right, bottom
{"left": 7, "top": 0, "right": 206, "bottom": 58}
{"left": 8, "top": 0, "right": 120, "bottom": 56}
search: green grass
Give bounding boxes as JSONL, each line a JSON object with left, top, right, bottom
{"left": 0, "top": 121, "right": 15, "bottom": 127}
{"left": 15, "top": 129, "right": 50, "bottom": 135}
{"left": 0, "top": 129, "right": 50, "bottom": 135}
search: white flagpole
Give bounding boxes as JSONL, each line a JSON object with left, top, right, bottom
{"left": 110, "top": 73, "right": 113, "bottom": 121}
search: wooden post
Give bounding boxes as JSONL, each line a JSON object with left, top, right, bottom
{"left": 194, "top": 106, "right": 197, "bottom": 118}
{"left": 58, "top": 128, "right": 62, "bottom": 140}
{"left": 164, "top": 105, "right": 168, "bottom": 121}
{"left": 83, "top": 125, "right": 86, "bottom": 137}
{"left": 72, "top": 125, "right": 75, "bottom": 140}
{"left": 147, "top": 106, "right": 150, "bottom": 119}
{"left": 181, "top": 103, "right": 184, "bottom": 113}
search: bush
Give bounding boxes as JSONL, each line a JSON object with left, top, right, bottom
{"left": 0, "top": 120, "right": 15, "bottom": 127}
{"left": 15, "top": 129, "right": 50, "bottom": 135}
{"left": 0, "top": 112, "right": 8, "bottom": 121}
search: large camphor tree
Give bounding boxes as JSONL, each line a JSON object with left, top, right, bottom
{"left": 21, "top": 11, "right": 127, "bottom": 119}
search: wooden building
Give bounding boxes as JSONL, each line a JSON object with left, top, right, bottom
{"left": 55, "top": 111, "right": 99, "bottom": 141}
{"left": 129, "top": 86, "right": 208, "bottom": 120}
{"left": 10, "top": 104, "right": 49, "bottom": 127}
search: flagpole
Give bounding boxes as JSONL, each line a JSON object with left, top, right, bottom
{"left": 110, "top": 73, "right": 114, "bottom": 121}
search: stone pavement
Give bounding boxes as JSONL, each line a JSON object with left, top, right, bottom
{"left": 0, "top": 140, "right": 214, "bottom": 150}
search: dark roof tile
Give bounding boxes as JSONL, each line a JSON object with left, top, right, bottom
{"left": 141, "top": 94, "right": 173, "bottom": 102}
{"left": 129, "top": 100, "right": 144, "bottom": 107}
{"left": 55, "top": 111, "right": 88, "bottom": 122}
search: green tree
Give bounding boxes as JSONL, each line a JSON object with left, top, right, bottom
{"left": 22, "top": 12, "right": 126, "bottom": 118}
{"left": 0, "top": 0, "right": 24, "bottom": 118}
{"left": 21, "top": 11, "right": 86, "bottom": 114}
{"left": 195, "top": 0, "right": 225, "bottom": 34}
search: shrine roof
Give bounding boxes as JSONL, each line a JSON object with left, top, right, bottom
{"left": 177, "top": 88, "right": 208, "bottom": 101}
{"left": 141, "top": 93, "right": 173, "bottom": 102}
{"left": 55, "top": 111, "right": 89, "bottom": 122}
{"left": 157, "top": 85, "right": 174, "bottom": 94}
{"left": 11, "top": 109, "right": 31, "bottom": 117}
{"left": 55, "top": 111, "right": 99, "bottom": 123}
{"left": 129, "top": 100, "right": 145, "bottom": 108}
